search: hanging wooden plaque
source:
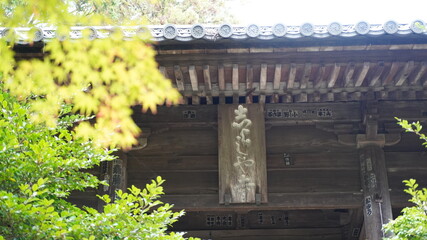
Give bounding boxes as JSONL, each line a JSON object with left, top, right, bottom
{"left": 218, "top": 104, "right": 267, "bottom": 204}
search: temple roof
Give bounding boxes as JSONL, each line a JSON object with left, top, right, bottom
{"left": 1, "top": 20, "right": 427, "bottom": 44}
{"left": 5, "top": 21, "right": 427, "bottom": 104}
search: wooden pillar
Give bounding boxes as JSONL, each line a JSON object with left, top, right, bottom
{"left": 97, "top": 151, "right": 128, "bottom": 210}
{"left": 111, "top": 152, "right": 128, "bottom": 200}
{"left": 97, "top": 160, "right": 111, "bottom": 211}
{"left": 357, "top": 108, "right": 392, "bottom": 239}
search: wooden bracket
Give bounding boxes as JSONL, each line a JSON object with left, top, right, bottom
{"left": 357, "top": 134, "right": 385, "bottom": 148}
{"left": 338, "top": 133, "right": 400, "bottom": 148}
{"left": 130, "top": 128, "right": 151, "bottom": 151}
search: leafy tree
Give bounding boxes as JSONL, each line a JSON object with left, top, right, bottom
{"left": 383, "top": 119, "right": 427, "bottom": 239}
{"left": 1, "top": 0, "right": 181, "bottom": 149}
{"left": 69, "top": 0, "right": 238, "bottom": 24}
{"left": 1, "top": 0, "right": 197, "bottom": 239}
{"left": 0, "top": 89, "right": 193, "bottom": 239}
{"left": 383, "top": 179, "right": 427, "bottom": 240}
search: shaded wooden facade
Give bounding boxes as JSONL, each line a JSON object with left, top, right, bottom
{"left": 11, "top": 22, "right": 427, "bottom": 239}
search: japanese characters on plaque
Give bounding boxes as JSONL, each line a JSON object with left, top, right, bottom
{"left": 266, "top": 107, "right": 333, "bottom": 119}
{"left": 231, "top": 105, "right": 255, "bottom": 202}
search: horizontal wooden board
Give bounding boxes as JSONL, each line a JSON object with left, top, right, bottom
{"left": 133, "top": 105, "right": 218, "bottom": 123}
{"left": 127, "top": 152, "right": 359, "bottom": 172}
{"left": 385, "top": 152, "right": 427, "bottom": 170}
{"left": 129, "top": 172, "right": 218, "bottom": 194}
{"left": 378, "top": 100, "right": 427, "bottom": 121}
{"left": 383, "top": 133, "right": 427, "bottom": 152}
{"left": 388, "top": 169, "right": 427, "bottom": 191}
{"left": 267, "top": 152, "right": 359, "bottom": 169}
{"left": 267, "top": 169, "right": 360, "bottom": 193}
{"left": 161, "top": 192, "right": 363, "bottom": 211}
{"left": 184, "top": 228, "right": 343, "bottom": 240}
{"left": 390, "top": 191, "right": 413, "bottom": 208}
{"left": 130, "top": 172, "right": 361, "bottom": 194}
{"left": 132, "top": 127, "right": 218, "bottom": 156}
{"left": 266, "top": 126, "right": 356, "bottom": 153}
{"left": 265, "top": 102, "right": 361, "bottom": 121}
{"left": 245, "top": 210, "right": 342, "bottom": 229}
{"left": 172, "top": 210, "right": 345, "bottom": 231}
{"left": 127, "top": 155, "right": 218, "bottom": 172}
{"left": 156, "top": 50, "right": 427, "bottom": 66}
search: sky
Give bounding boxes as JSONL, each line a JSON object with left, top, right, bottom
{"left": 230, "top": 0, "right": 427, "bottom": 25}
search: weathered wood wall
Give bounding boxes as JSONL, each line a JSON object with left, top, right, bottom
{"left": 67, "top": 100, "right": 427, "bottom": 240}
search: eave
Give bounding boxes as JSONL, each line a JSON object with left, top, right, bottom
{"left": 4, "top": 21, "right": 427, "bottom": 104}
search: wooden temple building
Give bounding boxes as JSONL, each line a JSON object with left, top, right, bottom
{"left": 8, "top": 21, "right": 427, "bottom": 239}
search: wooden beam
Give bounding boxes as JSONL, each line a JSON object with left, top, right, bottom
{"left": 232, "top": 64, "right": 239, "bottom": 91}
{"left": 395, "top": 61, "right": 415, "bottom": 86}
{"left": 219, "top": 94, "right": 226, "bottom": 104}
{"left": 259, "top": 95, "right": 266, "bottom": 104}
{"left": 260, "top": 64, "right": 267, "bottom": 90}
{"left": 192, "top": 95, "right": 200, "bottom": 105}
{"left": 344, "top": 62, "right": 356, "bottom": 87}
{"left": 383, "top": 62, "right": 400, "bottom": 86}
{"left": 300, "top": 63, "right": 312, "bottom": 89}
{"left": 185, "top": 228, "right": 343, "bottom": 240}
{"left": 218, "top": 64, "right": 225, "bottom": 91}
{"left": 322, "top": 92, "right": 335, "bottom": 102}
{"left": 203, "top": 65, "right": 212, "bottom": 91}
{"left": 273, "top": 64, "right": 282, "bottom": 90}
{"left": 159, "top": 66, "right": 168, "bottom": 78}
{"left": 312, "top": 92, "right": 321, "bottom": 102}
{"left": 296, "top": 93, "right": 308, "bottom": 102}
{"left": 410, "top": 61, "right": 427, "bottom": 85}
{"left": 350, "top": 92, "right": 362, "bottom": 101}
{"left": 369, "top": 62, "right": 385, "bottom": 87}
{"left": 287, "top": 63, "right": 297, "bottom": 89}
{"left": 272, "top": 93, "right": 280, "bottom": 103}
{"left": 327, "top": 63, "right": 341, "bottom": 88}
{"left": 314, "top": 64, "right": 327, "bottom": 88}
{"left": 173, "top": 65, "right": 185, "bottom": 91}
{"left": 203, "top": 65, "right": 213, "bottom": 104}
{"left": 156, "top": 49, "right": 427, "bottom": 65}
{"left": 246, "top": 64, "right": 254, "bottom": 103}
{"left": 354, "top": 62, "right": 370, "bottom": 87}
{"left": 283, "top": 93, "right": 292, "bottom": 103}
{"left": 188, "top": 65, "right": 198, "bottom": 92}
{"left": 163, "top": 192, "right": 363, "bottom": 211}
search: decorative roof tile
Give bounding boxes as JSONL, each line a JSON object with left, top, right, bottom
{"left": 1, "top": 21, "right": 426, "bottom": 44}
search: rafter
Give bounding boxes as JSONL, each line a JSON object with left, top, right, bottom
{"left": 300, "top": 63, "right": 312, "bottom": 89}
{"left": 260, "top": 64, "right": 267, "bottom": 90}
{"left": 369, "top": 62, "right": 385, "bottom": 87}
{"left": 383, "top": 62, "right": 401, "bottom": 85}
{"left": 327, "top": 63, "right": 341, "bottom": 88}
{"left": 354, "top": 62, "right": 370, "bottom": 87}
{"left": 287, "top": 63, "right": 297, "bottom": 89}
{"left": 173, "top": 65, "right": 185, "bottom": 91}
{"left": 273, "top": 64, "right": 282, "bottom": 90}
{"left": 232, "top": 64, "right": 239, "bottom": 91}
{"left": 344, "top": 62, "right": 355, "bottom": 87}
{"left": 188, "top": 65, "right": 198, "bottom": 92}
{"left": 395, "top": 61, "right": 415, "bottom": 86}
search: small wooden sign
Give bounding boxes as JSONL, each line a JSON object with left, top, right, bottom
{"left": 218, "top": 104, "right": 267, "bottom": 204}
